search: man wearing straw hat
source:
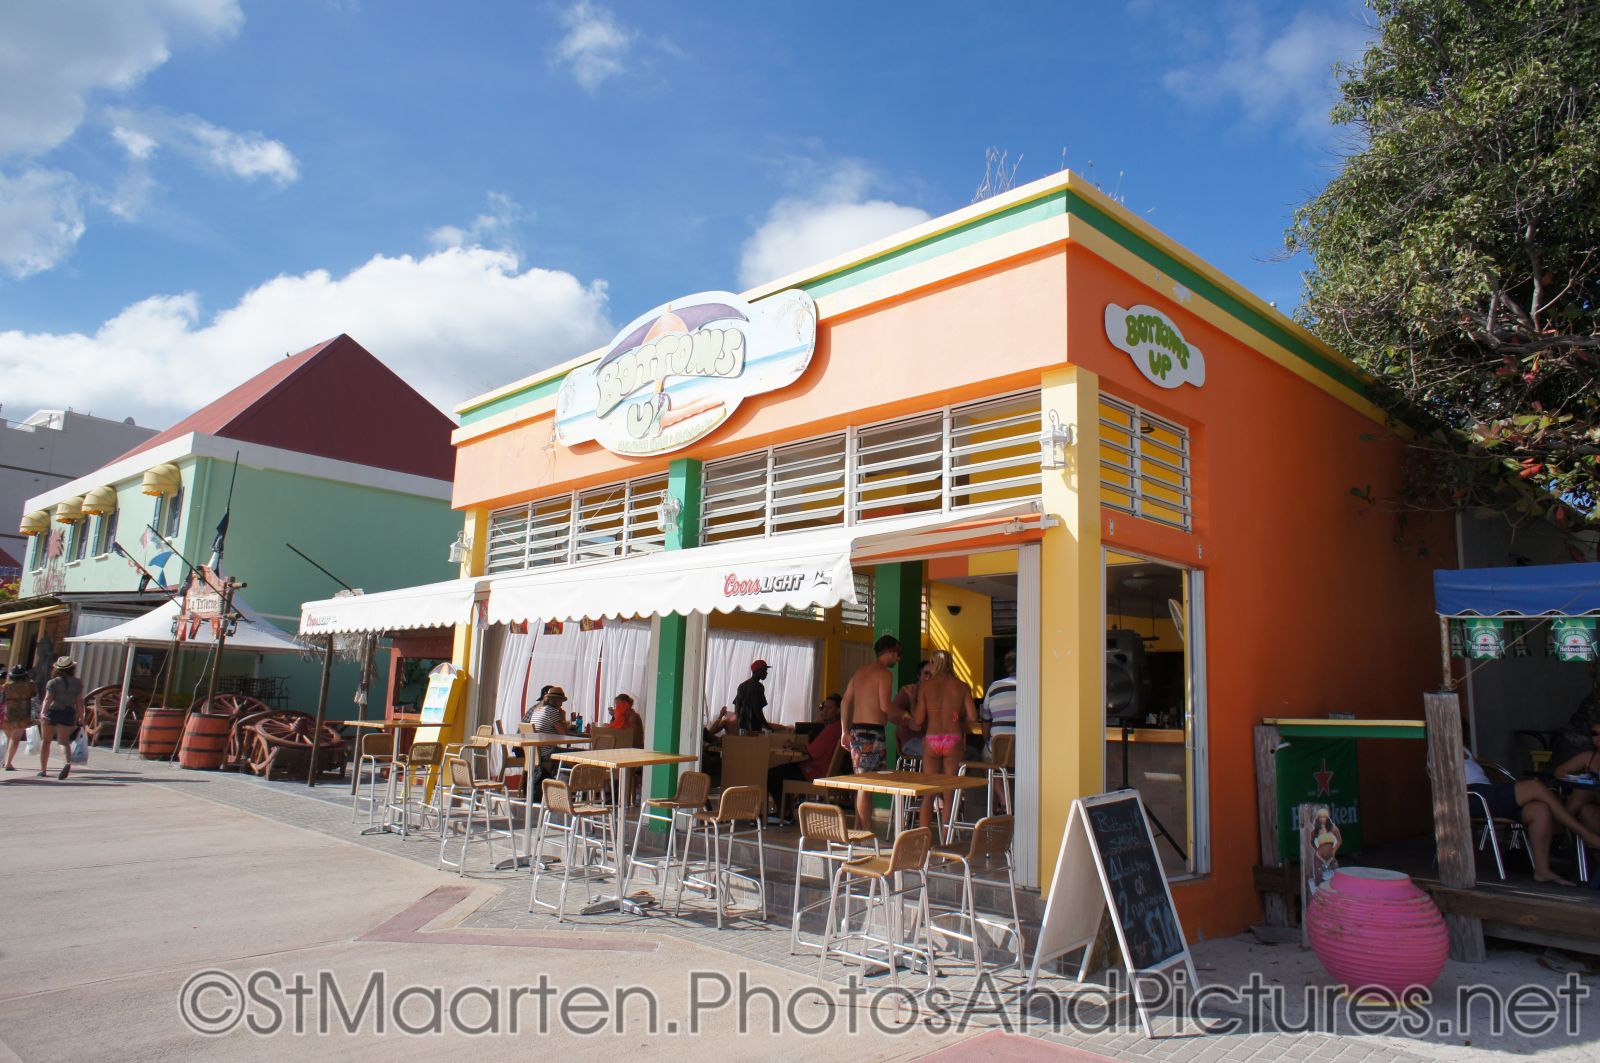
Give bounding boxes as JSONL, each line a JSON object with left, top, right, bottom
{"left": 37, "top": 656, "right": 84, "bottom": 780}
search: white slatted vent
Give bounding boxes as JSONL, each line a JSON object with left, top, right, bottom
{"left": 485, "top": 473, "right": 668, "bottom": 575}
{"left": 1099, "top": 395, "right": 1192, "bottom": 530}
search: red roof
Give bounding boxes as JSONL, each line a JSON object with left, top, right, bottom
{"left": 111, "top": 335, "right": 456, "bottom": 481}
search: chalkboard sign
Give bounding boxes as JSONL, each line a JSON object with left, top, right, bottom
{"left": 1028, "top": 789, "right": 1195, "bottom": 1038}
{"left": 1084, "top": 796, "right": 1186, "bottom": 970}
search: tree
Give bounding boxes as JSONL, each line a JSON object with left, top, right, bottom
{"left": 1288, "top": 0, "right": 1600, "bottom": 534}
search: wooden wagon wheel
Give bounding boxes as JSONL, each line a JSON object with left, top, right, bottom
{"left": 248, "top": 715, "right": 347, "bottom": 779}
{"left": 84, "top": 685, "right": 150, "bottom": 745}
{"left": 224, "top": 709, "right": 280, "bottom": 770}
{"left": 196, "top": 692, "right": 270, "bottom": 719}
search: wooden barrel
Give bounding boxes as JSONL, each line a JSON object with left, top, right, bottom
{"left": 178, "top": 713, "right": 231, "bottom": 770}
{"left": 138, "top": 708, "right": 185, "bottom": 759}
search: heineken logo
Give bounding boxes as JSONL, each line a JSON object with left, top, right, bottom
{"left": 1105, "top": 303, "right": 1207, "bottom": 389}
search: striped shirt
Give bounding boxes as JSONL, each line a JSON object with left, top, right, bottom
{"left": 982, "top": 676, "right": 1017, "bottom": 731}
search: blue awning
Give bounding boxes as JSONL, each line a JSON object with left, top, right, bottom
{"left": 1434, "top": 563, "right": 1600, "bottom": 617}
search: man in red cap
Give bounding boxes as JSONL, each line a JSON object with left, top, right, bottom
{"left": 734, "top": 659, "right": 780, "bottom": 733}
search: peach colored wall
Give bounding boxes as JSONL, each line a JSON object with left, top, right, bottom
{"left": 452, "top": 249, "right": 1068, "bottom": 510}
{"left": 1060, "top": 246, "right": 1449, "bottom": 940}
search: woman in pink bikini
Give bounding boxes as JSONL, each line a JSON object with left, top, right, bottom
{"left": 912, "top": 650, "right": 977, "bottom": 830}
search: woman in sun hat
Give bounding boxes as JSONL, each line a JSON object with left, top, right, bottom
{"left": 37, "top": 656, "right": 84, "bottom": 780}
{"left": 2, "top": 664, "right": 36, "bottom": 771}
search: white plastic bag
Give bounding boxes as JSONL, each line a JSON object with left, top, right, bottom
{"left": 23, "top": 725, "right": 40, "bottom": 755}
{"left": 70, "top": 730, "right": 89, "bottom": 764}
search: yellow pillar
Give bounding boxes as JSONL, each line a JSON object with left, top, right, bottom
{"left": 1037, "top": 364, "right": 1102, "bottom": 888}
{"left": 442, "top": 507, "right": 489, "bottom": 750}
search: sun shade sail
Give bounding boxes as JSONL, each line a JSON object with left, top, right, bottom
{"left": 1434, "top": 562, "right": 1600, "bottom": 618}
{"left": 487, "top": 500, "right": 1042, "bottom": 625}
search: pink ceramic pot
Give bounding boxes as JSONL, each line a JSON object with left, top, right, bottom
{"left": 1306, "top": 867, "right": 1448, "bottom": 995}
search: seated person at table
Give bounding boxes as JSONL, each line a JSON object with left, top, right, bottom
{"left": 527, "top": 687, "right": 569, "bottom": 783}
{"left": 703, "top": 705, "right": 737, "bottom": 743}
{"left": 1553, "top": 721, "right": 1600, "bottom": 836}
{"left": 890, "top": 660, "right": 931, "bottom": 760}
{"left": 1466, "top": 750, "right": 1600, "bottom": 886}
{"left": 912, "top": 650, "right": 978, "bottom": 829}
{"left": 600, "top": 692, "right": 645, "bottom": 748}
{"left": 767, "top": 694, "right": 842, "bottom": 820}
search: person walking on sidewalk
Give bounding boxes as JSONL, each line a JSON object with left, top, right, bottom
{"left": 2, "top": 665, "right": 36, "bottom": 771}
{"left": 37, "top": 656, "right": 84, "bottom": 780}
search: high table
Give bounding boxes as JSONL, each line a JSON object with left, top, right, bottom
{"left": 476, "top": 732, "right": 594, "bottom": 868}
{"left": 551, "top": 747, "right": 698, "bottom": 915}
{"left": 813, "top": 771, "right": 991, "bottom": 842}
{"left": 346, "top": 716, "right": 431, "bottom": 837}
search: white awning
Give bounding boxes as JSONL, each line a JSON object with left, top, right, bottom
{"left": 298, "top": 578, "right": 483, "bottom": 636}
{"left": 67, "top": 595, "right": 307, "bottom": 655}
{"left": 487, "top": 500, "right": 1043, "bottom": 625}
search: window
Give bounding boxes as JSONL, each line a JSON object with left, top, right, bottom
{"left": 94, "top": 510, "right": 119, "bottom": 556}
{"left": 1099, "top": 395, "right": 1192, "bottom": 531}
{"left": 67, "top": 521, "right": 87, "bottom": 563}
{"left": 841, "top": 571, "right": 874, "bottom": 628}
{"left": 484, "top": 472, "right": 668, "bottom": 575}
{"left": 702, "top": 434, "right": 850, "bottom": 547}
{"left": 162, "top": 485, "right": 184, "bottom": 538}
{"left": 27, "top": 536, "right": 42, "bottom": 572}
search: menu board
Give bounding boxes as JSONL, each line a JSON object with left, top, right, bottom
{"left": 419, "top": 664, "right": 460, "bottom": 724}
{"left": 1029, "top": 789, "right": 1196, "bottom": 1037}
{"left": 1084, "top": 796, "right": 1186, "bottom": 970}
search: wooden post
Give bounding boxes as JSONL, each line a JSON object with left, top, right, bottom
{"left": 1297, "top": 804, "right": 1315, "bottom": 947}
{"left": 1254, "top": 724, "right": 1290, "bottom": 927}
{"left": 306, "top": 638, "right": 335, "bottom": 787}
{"left": 1425, "top": 691, "right": 1486, "bottom": 962}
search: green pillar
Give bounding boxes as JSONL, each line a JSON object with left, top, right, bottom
{"left": 650, "top": 458, "right": 702, "bottom": 800}
{"left": 874, "top": 560, "right": 924, "bottom": 779}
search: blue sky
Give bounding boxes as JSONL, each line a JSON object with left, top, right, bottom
{"left": 0, "top": 0, "right": 1374, "bottom": 429}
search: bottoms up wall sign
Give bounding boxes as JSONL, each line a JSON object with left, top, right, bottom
{"left": 1027, "top": 789, "right": 1197, "bottom": 1038}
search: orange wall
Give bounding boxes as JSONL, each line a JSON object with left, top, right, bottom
{"left": 1062, "top": 246, "right": 1449, "bottom": 938}
{"left": 453, "top": 249, "right": 1069, "bottom": 510}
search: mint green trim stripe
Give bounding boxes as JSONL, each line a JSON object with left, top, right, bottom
{"left": 459, "top": 375, "right": 562, "bottom": 427}
{"left": 1061, "top": 190, "right": 1369, "bottom": 398}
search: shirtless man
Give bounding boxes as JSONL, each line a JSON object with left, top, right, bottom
{"left": 840, "top": 634, "right": 901, "bottom": 832}
{"left": 912, "top": 649, "right": 977, "bottom": 829}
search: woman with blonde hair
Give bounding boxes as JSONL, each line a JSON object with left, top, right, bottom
{"left": 37, "top": 656, "right": 84, "bottom": 779}
{"left": 912, "top": 649, "right": 977, "bottom": 830}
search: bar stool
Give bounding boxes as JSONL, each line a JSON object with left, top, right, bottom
{"left": 952, "top": 733, "right": 1015, "bottom": 835}
{"left": 627, "top": 770, "right": 710, "bottom": 899}
{"left": 926, "top": 815, "right": 1024, "bottom": 982}
{"left": 443, "top": 725, "right": 495, "bottom": 772}
{"left": 352, "top": 729, "right": 401, "bottom": 824}
{"left": 816, "top": 826, "right": 936, "bottom": 992}
{"left": 675, "top": 785, "right": 768, "bottom": 929}
{"left": 528, "top": 778, "right": 616, "bottom": 921}
{"left": 436, "top": 758, "right": 519, "bottom": 875}
{"left": 790, "top": 802, "right": 879, "bottom": 955}
{"left": 387, "top": 741, "right": 445, "bottom": 837}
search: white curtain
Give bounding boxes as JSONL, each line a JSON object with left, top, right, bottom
{"left": 703, "top": 629, "right": 819, "bottom": 727}
{"left": 601, "top": 621, "right": 654, "bottom": 727}
{"left": 492, "top": 629, "right": 536, "bottom": 733}
{"left": 524, "top": 621, "right": 654, "bottom": 730}
{"left": 527, "top": 626, "right": 592, "bottom": 722}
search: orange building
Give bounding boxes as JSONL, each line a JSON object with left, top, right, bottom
{"left": 310, "top": 171, "right": 1448, "bottom": 938}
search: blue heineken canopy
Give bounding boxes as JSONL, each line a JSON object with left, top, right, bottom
{"left": 1434, "top": 562, "right": 1600, "bottom": 618}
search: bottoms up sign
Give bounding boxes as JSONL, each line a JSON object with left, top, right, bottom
{"left": 1027, "top": 790, "right": 1196, "bottom": 1038}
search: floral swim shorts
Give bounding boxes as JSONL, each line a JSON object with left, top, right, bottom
{"left": 849, "top": 724, "right": 886, "bottom": 772}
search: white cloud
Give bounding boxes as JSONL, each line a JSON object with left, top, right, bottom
{"left": 0, "top": 169, "right": 86, "bottom": 277}
{"left": 738, "top": 162, "right": 930, "bottom": 288}
{"left": 0, "top": 0, "right": 242, "bottom": 159}
{"left": 555, "top": 1, "right": 634, "bottom": 91}
{"left": 429, "top": 192, "right": 527, "bottom": 251}
{"left": 104, "top": 109, "right": 299, "bottom": 186}
{"left": 1158, "top": 6, "right": 1373, "bottom": 136}
{"left": 0, "top": 244, "right": 613, "bottom": 424}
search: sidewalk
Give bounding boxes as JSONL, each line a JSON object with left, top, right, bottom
{"left": 0, "top": 750, "right": 1594, "bottom": 1061}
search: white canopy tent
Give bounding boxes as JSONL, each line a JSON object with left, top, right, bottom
{"left": 68, "top": 594, "right": 307, "bottom": 752}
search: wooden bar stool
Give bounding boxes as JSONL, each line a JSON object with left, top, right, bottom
{"left": 790, "top": 802, "right": 878, "bottom": 955}
{"left": 816, "top": 826, "right": 936, "bottom": 992}
{"left": 926, "top": 815, "right": 1024, "bottom": 981}
{"left": 675, "top": 785, "right": 768, "bottom": 929}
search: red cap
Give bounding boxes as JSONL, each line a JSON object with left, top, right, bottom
{"left": 751, "top": 660, "right": 768, "bottom": 671}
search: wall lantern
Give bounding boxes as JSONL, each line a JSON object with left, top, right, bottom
{"left": 1040, "top": 410, "right": 1075, "bottom": 470}
{"left": 658, "top": 495, "right": 683, "bottom": 535}
{"left": 447, "top": 531, "right": 472, "bottom": 566}
{"left": 141, "top": 463, "right": 182, "bottom": 497}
